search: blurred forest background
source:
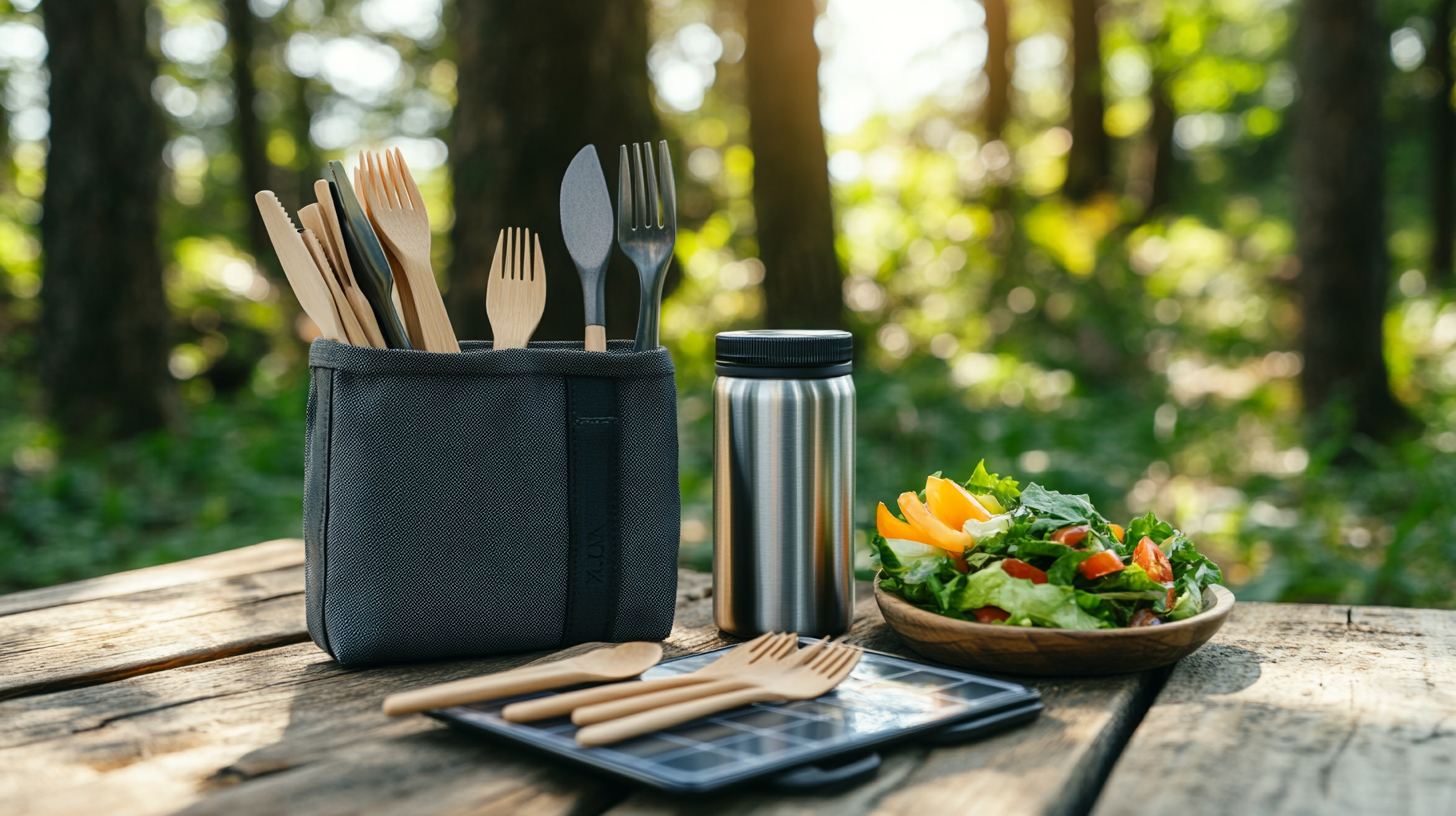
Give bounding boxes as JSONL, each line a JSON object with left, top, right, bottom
{"left": 0, "top": 0, "right": 1453, "bottom": 609}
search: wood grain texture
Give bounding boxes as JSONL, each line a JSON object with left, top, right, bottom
{"left": 1090, "top": 602, "right": 1456, "bottom": 816}
{"left": 0, "top": 564, "right": 308, "bottom": 699}
{"left": 0, "top": 574, "right": 719, "bottom": 816}
{"left": 6, "top": 545, "right": 1449, "bottom": 816}
{"left": 876, "top": 581, "right": 1236, "bottom": 676}
{"left": 0, "top": 539, "right": 302, "bottom": 617}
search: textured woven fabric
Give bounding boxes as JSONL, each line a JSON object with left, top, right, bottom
{"left": 303, "top": 339, "right": 680, "bottom": 665}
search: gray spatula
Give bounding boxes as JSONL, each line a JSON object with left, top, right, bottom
{"left": 560, "top": 145, "right": 615, "bottom": 351}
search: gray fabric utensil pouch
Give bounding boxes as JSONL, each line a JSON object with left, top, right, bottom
{"left": 302, "top": 339, "right": 680, "bottom": 666}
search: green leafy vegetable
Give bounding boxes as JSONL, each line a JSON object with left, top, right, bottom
{"left": 1019, "top": 483, "right": 1108, "bottom": 534}
{"left": 872, "top": 465, "right": 1223, "bottom": 631}
{"left": 1124, "top": 510, "right": 1174, "bottom": 546}
{"left": 963, "top": 460, "right": 1021, "bottom": 511}
{"left": 1046, "top": 549, "right": 1097, "bottom": 585}
{"left": 949, "top": 563, "right": 1112, "bottom": 630}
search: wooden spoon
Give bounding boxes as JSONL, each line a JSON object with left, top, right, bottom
{"left": 502, "top": 631, "right": 798, "bottom": 723}
{"left": 381, "top": 641, "right": 663, "bottom": 717}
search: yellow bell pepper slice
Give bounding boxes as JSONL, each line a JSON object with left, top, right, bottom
{"left": 897, "top": 492, "right": 972, "bottom": 553}
{"left": 925, "top": 476, "right": 993, "bottom": 531}
{"left": 876, "top": 502, "right": 939, "bottom": 548}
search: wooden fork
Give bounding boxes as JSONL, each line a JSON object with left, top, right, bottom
{"left": 569, "top": 635, "right": 831, "bottom": 726}
{"left": 358, "top": 148, "right": 459, "bottom": 353}
{"left": 502, "top": 631, "right": 799, "bottom": 723}
{"left": 486, "top": 228, "right": 547, "bottom": 350}
{"left": 574, "top": 643, "right": 864, "bottom": 747}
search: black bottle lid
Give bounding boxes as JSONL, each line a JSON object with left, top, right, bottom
{"left": 714, "top": 330, "right": 853, "bottom": 378}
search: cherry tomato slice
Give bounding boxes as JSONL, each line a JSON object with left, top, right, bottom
{"left": 973, "top": 606, "right": 1011, "bottom": 624}
{"left": 1133, "top": 536, "right": 1175, "bottom": 584}
{"left": 951, "top": 553, "right": 970, "bottom": 574}
{"left": 1078, "top": 550, "right": 1126, "bottom": 580}
{"left": 1051, "top": 525, "right": 1090, "bottom": 548}
{"left": 1002, "top": 557, "right": 1048, "bottom": 584}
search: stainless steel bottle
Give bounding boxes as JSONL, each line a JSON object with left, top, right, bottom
{"left": 713, "top": 330, "right": 855, "bottom": 637}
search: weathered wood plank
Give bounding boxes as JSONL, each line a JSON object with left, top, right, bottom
{"left": 0, "top": 539, "right": 304, "bottom": 617}
{"left": 1090, "top": 603, "right": 1456, "bottom": 816}
{"left": 0, "top": 563, "right": 308, "bottom": 699}
{"left": 0, "top": 573, "right": 718, "bottom": 816}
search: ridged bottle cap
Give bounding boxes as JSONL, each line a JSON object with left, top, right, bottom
{"left": 715, "top": 330, "right": 853, "bottom": 367}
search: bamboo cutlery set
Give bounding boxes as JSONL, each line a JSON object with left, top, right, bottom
{"left": 256, "top": 141, "right": 676, "bottom": 353}
{"left": 381, "top": 633, "right": 864, "bottom": 748}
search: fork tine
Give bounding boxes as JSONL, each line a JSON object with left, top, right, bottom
{"left": 378, "top": 150, "right": 400, "bottom": 210}
{"left": 792, "top": 636, "right": 832, "bottom": 667}
{"left": 642, "top": 143, "right": 660, "bottom": 229}
{"left": 369, "top": 152, "right": 389, "bottom": 209}
{"left": 512, "top": 228, "right": 522, "bottom": 280}
{"left": 617, "top": 144, "right": 633, "bottom": 237}
{"left": 808, "top": 642, "right": 850, "bottom": 671}
{"left": 490, "top": 229, "right": 504, "bottom": 280}
{"left": 631, "top": 143, "right": 647, "bottom": 230}
{"left": 518, "top": 227, "right": 529, "bottom": 282}
{"left": 379, "top": 151, "right": 401, "bottom": 210}
{"left": 821, "top": 646, "right": 862, "bottom": 679}
{"left": 393, "top": 148, "right": 425, "bottom": 213}
{"left": 518, "top": 228, "right": 528, "bottom": 280}
{"left": 533, "top": 231, "right": 544, "bottom": 283}
{"left": 657, "top": 140, "right": 676, "bottom": 235}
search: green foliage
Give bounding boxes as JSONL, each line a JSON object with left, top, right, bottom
{"left": 0, "top": 381, "right": 307, "bottom": 593}
{"left": 0, "top": 0, "right": 1449, "bottom": 613}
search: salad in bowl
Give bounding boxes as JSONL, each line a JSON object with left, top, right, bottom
{"left": 870, "top": 461, "right": 1224, "bottom": 630}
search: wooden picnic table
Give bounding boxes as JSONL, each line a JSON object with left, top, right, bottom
{"left": 1, "top": 538, "right": 1452, "bottom": 816}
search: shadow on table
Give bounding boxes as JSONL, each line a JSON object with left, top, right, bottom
{"left": 1161, "top": 641, "right": 1266, "bottom": 699}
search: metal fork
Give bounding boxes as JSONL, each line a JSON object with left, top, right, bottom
{"left": 485, "top": 228, "right": 546, "bottom": 350}
{"left": 617, "top": 141, "right": 676, "bottom": 352}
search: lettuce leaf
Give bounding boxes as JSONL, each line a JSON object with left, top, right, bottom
{"left": 964, "top": 460, "right": 1021, "bottom": 511}
{"left": 1019, "top": 483, "right": 1108, "bottom": 534}
{"left": 963, "top": 514, "right": 1014, "bottom": 548}
{"left": 1163, "top": 532, "right": 1224, "bottom": 586}
{"left": 1046, "top": 549, "right": 1096, "bottom": 586}
{"left": 949, "top": 563, "right": 1112, "bottom": 630}
{"left": 1166, "top": 573, "right": 1205, "bottom": 620}
{"left": 1084, "top": 563, "right": 1166, "bottom": 593}
{"left": 870, "top": 535, "right": 962, "bottom": 612}
{"left": 1124, "top": 510, "right": 1174, "bottom": 546}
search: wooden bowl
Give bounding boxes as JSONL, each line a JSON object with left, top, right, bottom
{"left": 874, "top": 578, "right": 1236, "bottom": 676}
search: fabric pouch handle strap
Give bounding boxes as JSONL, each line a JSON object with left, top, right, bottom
{"left": 562, "top": 376, "right": 621, "bottom": 645}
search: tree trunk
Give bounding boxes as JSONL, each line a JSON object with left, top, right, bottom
{"left": 1063, "top": 0, "right": 1109, "bottom": 201}
{"left": 1431, "top": 0, "right": 1454, "bottom": 286}
{"left": 1293, "top": 0, "right": 1414, "bottom": 443}
{"left": 224, "top": 0, "right": 278, "bottom": 280}
{"left": 982, "top": 0, "right": 1011, "bottom": 142}
{"left": 1130, "top": 72, "right": 1175, "bottom": 215}
{"left": 288, "top": 70, "right": 320, "bottom": 216}
{"left": 450, "top": 0, "right": 662, "bottom": 343}
{"left": 744, "top": 0, "right": 842, "bottom": 330}
{"left": 40, "top": 0, "right": 173, "bottom": 439}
